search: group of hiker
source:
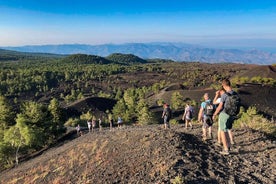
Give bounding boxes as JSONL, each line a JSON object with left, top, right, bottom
{"left": 162, "top": 79, "right": 240, "bottom": 155}
{"left": 76, "top": 116, "right": 124, "bottom": 136}
{"left": 76, "top": 79, "right": 239, "bottom": 155}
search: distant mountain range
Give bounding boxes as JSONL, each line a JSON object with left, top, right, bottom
{"left": 2, "top": 43, "right": 276, "bottom": 64}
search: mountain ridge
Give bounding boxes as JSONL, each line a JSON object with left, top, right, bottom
{"left": 2, "top": 42, "right": 276, "bottom": 65}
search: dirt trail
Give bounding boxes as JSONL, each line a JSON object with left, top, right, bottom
{"left": 0, "top": 124, "right": 275, "bottom": 184}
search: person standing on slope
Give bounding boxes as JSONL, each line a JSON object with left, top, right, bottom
{"left": 162, "top": 103, "right": 172, "bottom": 129}
{"left": 213, "top": 88, "right": 235, "bottom": 146}
{"left": 182, "top": 103, "right": 193, "bottom": 129}
{"left": 198, "top": 93, "right": 214, "bottom": 141}
{"left": 212, "top": 79, "right": 240, "bottom": 155}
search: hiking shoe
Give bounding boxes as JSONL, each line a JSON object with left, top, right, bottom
{"left": 230, "top": 141, "right": 235, "bottom": 145}
{"left": 219, "top": 150, "right": 230, "bottom": 155}
{"left": 208, "top": 134, "right": 213, "bottom": 139}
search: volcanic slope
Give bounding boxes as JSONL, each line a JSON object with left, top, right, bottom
{"left": 0, "top": 124, "right": 275, "bottom": 184}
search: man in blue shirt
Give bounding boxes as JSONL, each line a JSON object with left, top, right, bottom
{"left": 198, "top": 93, "right": 214, "bottom": 141}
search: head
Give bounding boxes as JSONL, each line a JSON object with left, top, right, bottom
{"left": 222, "top": 79, "right": 231, "bottom": 87}
{"left": 203, "top": 93, "right": 209, "bottom": 100}
{"left": 219, "top": 88, "right": 226, "bottom": 95}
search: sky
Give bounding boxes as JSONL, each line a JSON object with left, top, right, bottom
{"left": 0, "top": 0, "right": 276, "bottom": 50}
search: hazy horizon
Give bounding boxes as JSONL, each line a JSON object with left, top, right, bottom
{"left": 0, "top": 0, "right": 276, "bottom": 51}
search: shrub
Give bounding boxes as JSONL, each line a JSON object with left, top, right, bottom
{"left": 64, "top": 118, "right": 84, "bottom": 127}
{"left": 235, "top": 106, "right": 276, "bottom": 137}
{"left": 171, "top": 175, "right": 185, "bottom": 184}
{"left": 170, "top": 119, "right": 179, "bottom": 125}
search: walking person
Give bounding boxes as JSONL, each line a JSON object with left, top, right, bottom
{"left": 198, "top": 93, "right": 214, "bottom": 141}
{"left": 92, "top": 119, "right": 96, "bottom": 132}
{"left": 76, "top": 124, "right": 82, "bottom": 136}
{"left": 98, "top": 118, "right": 102, "bottom": 131}
{"left": 87, "top": 120, "right": 92, "bottom": 133}
{"left": 109, "top": 118, "right": 114, "bottom": 131}
{"left": 212, "top": 79, "right": 240, "bottom": 155}
{"left": 182, "top": 103, "right": 193, "bottom": 129}
{"left": 162, "top": 104, "right": 172, "bottom": 129}
{"left": 213, "top": 88, "right": 235, "bottom": 146}
{"left": 117, "top": 116, "right": 123, "bottom": 128}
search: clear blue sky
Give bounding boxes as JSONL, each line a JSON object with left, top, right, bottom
{"left": 0, "top": 0, "right": 276, "bottom": 49}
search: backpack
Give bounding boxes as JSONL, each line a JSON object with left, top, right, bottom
{"left": 186, "top": 109, "right": 193, "bottom": 119}
{"left": 204, "top": 101, "right": 214, "bottom": 116}
{"left": 224, "top": 92, "right": 241, "bottom": 116}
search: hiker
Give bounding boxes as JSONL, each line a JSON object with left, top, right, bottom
{"left": 109, "top": 118, "right": 114, "bottom": 131}
{"left": 213, "top": 88, "right": 235, "bottom": 146}
{"left": 198, "top": 93, "right": 214, "bottom": 141}
{"left": 117, "top": 116, "right": 123, "bottom": 128}
{"left": 92, "top": 119, "right": 96, "bottom": 132}
{"left": 182, "top": 103, "right": 193, "bottom": 129}
{"left": 162, "top": 103, "right": 172, "bottom": 129}
{"left": 98, "top": 118, "right": 102, "bottom": 131}
{"left": 87, "top": 120, "right": 92, "bottom": 132}
{"left": 76, "top": 124, "right": 82, "bottom": 136}
{"left": 213, "top": 79, "right": 240, "bottom": 155}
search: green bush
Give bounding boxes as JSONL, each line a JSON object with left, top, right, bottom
{"left": 64, "top": 118, "right": 84, "bottom": 127}
{"left": 170, "top": 119, "right": 179, "bottom": 125}
{"left": 235, "top": 106, "right": 276, "bottom": 137}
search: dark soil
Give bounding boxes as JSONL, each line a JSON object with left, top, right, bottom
{"left": 1, "top": 124, "right": 275, "bottom": 184}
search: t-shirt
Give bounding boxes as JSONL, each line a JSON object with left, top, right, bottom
{"left": 201, "top": 99, "right": 211, "bottom": 109}
{"left": 215, "top": 98, "right": 221, "bottom": 104}
{"left": 163, "top": 107, "right": 172, "bottom": 119}
{"left": 201, "top": 99, "right": 215, "bottom": 116}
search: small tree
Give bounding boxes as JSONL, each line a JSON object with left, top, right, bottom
{"left": 4, "top": 119, "right": 43, "bottom": 165}
{"left": 48, "top": 98, "right": 65, "bottom": 138}
{"left": 171, "top": 92, "right": 184, "bottom": 110}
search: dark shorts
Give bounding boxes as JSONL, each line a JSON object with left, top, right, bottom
{"left": 203, "top": 115, "right": 213, "bottom": 128}
{"left": 164, "top": 116, "right": 170, "bottom": 124}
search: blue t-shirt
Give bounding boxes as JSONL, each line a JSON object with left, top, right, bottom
{"left": 201, "top": 99, "right": 212, "bottom": 117}
{"left": 201, "top": 99, "right": 211, "bottom": 109}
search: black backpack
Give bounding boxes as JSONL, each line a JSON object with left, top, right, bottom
{"left": 204, "top": 101, "right": 214, "bottom": 116}
{"left": 224, "top": 92, "right": 241, "bottom": 116}
{"left": 186, "top": 108, "right": 193, "bottom": 119}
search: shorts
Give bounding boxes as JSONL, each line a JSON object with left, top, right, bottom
{"left": 203, "top": 115, "right": 213, "bottom": 128}
{"left": 219, "top": 112, "right": 234, "bottom": 132}
{"left": 164, "top": 116, "right": 170, "bottom": 124}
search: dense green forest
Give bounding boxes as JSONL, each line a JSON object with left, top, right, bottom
{"left": 0, "top": 49, "right": 275, "bottom": 169}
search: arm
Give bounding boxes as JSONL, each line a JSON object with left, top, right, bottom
{"left": 182, "top": 109, "right": 187, "bottom": 120}
{"left": 213, "top": 90, "right": 220, "bottom": 104}
{"left": 198, "top": 107, "right": 203, "bottom": 122}
{"left": 213, "top": 102, "right": 223, "bottom": 119}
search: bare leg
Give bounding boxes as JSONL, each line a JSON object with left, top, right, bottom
{"left": 185, "top": 120, "right": 188, "bottom": 128}
{"left": 189, "top": 121, "right": 193, "bottom": 129}
{"left": 202, "top": 127, "right": 207, "bottom": 140}
{"left": 217, "top": 128, "right": 221, "bottom": 143}
{"left": 221, "top": 131, "right": 229, "bottom": 151}
{"left": 208, "top": 126, "right": 212, "bottom": 138}
{"left": 228, "top": 130, "right": 234, "bottom": 144}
